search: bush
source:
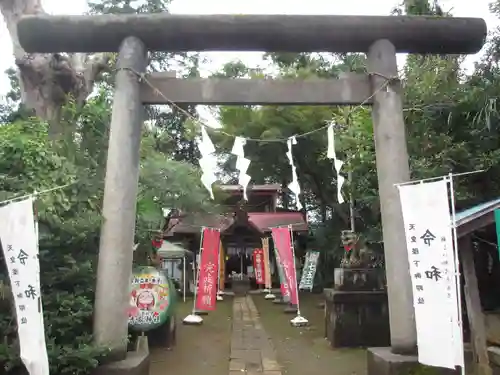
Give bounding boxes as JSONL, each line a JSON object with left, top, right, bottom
{"left": 0, "top": 119, "right": 108, "bottom": 375}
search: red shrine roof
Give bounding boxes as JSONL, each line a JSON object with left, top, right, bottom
{"left": 164, "top": 211, "right": 307, "bottom": 236}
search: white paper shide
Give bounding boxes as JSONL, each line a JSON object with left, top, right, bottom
{"left": 398, "top": 179, "right": 463, "bottom": 370}
{"left": 286, "top": 137, "right": 302, "bottom": 210}
{"left": 231, "top": 137, "right": 252, "bottom": 200}
{"left": 197, "top": 126, "right": 218, "bottom": 199}
{"left": 0, "top": 198, "right": 49, "bottom": 375}
{"left": 327, "top": 123, "right": 345, "bottom": 204}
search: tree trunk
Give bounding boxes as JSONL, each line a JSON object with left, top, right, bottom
{"left": 0, "top": 0, "right": 110, "bottom": 138}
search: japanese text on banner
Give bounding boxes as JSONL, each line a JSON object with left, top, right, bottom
{"left": 195, "top": 228, "right": 221, "bottom": 311}
{"left": 273, "top": 247, "right": 289, "bottom": 300}
{"left": 0, "top": 198, "right": 49, "bottom": 375}
{"left": 271, "top": 227, "right": 298, "bottom": 305}
{"left": 299, "top": 251, "right": 320, "bottom": 290}
{"left": 253, "top": 249, "right": 265, "bottom": 284}
{"left": 398, "top": 179, "right": 463, "bottom": 370}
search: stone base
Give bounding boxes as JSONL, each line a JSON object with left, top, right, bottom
{"left": 325, "top": 289, "right": 390, "bottom": 348}
{"left": 367, "top": 347, "right": 460, "bottom": 375}
{"left": 367, "top": 347, "right": 418, "bottom": 375}
{"left": 93, "top": 350, "right": 150, "bottom": 375}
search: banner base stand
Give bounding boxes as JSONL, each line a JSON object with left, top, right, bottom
{"left": 195, "top": 310, "right": 209, "bottom": 316}
{"left": 217, "top": 290, "right": 224, "bottom": 296}
{"left": 264, "top": 293, "right": 276, "bottom": 300}
{"left": 262, "top": 288, "right": 270, "bottom": 293}
{"left": 290, "top": 315, "right": 308, "bottom": 327}
{"left": 216, "top": 295, "right": 224, "bottom": 301}
{"left": 183, "top": 314, "right": 203, "bottom": 325}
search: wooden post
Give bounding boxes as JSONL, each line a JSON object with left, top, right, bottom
{"left": 461, "top": 235, "right": 492, "bottom": 375}
{"left": 367, "top": 39, "right": 416, "bottom": 354}
{"left": 93, "top": 36, "right": 147, "bottom": 358}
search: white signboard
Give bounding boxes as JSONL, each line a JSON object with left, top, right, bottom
{"left": 398, "top": 179, "right": 463, "bottom": 369}
{"left": 0, "top": 198, "right": 49, "bottom": 375}
{"left": 299, "top": 251, "right": 320, "bottom": 290}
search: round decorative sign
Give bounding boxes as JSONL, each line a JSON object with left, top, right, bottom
{"left": 128, "top": 266, "right": 173, "bottom": 332}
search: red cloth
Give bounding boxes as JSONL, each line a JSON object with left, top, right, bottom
{"left": 195, "top": 228, "right": 221, "bottom": 311}
{"left": 271, "top": 227, "right": 298, "bottom": 305}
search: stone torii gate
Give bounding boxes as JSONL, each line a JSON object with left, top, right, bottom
{"left": 17, "top": 13, "right": 486, "bottom": 373}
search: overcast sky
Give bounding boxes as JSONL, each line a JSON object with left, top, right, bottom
{"left": 0, "top": 0, "right": 498, "bottom": 124}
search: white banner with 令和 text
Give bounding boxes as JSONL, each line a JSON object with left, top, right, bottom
{"left": 398, "top": 179, "right": 463, "bottom": 369}
{"left": 0, "top": 197, "right": 49, "bottom": 375}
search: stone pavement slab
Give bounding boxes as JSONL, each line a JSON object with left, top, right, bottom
{"left": 230, "top": 296, "right": 282, "bottom": 375}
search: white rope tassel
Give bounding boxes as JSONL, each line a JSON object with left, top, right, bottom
{"left": 231, "top": 137, "right": 251, "bottom": 200}
{"left": 327, "top": 123, "right": 345, "bottom": 204}
{"left": 286, "top": 136, "right": 302, "bottom": 210}
{"left": 197, "top": 127, "right": 217, "bottom": 199}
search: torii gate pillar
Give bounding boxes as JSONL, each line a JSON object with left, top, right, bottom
{"left": 367, "top": 40, "right": 417, "bottom": 356}
{"left": 93, "top": 36, "right": 147, "bottom": 359}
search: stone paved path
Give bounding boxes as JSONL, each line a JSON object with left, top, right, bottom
{"left": 229, "top": 296, "right": 282, "bottom": 375}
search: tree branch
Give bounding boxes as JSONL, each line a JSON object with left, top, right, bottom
{"left": 1, "top": 0, "right": 112, "bottom": 136}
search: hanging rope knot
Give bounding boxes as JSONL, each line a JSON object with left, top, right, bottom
{"left": 137, "top": 72, "right": 146, "bottom": 82}
{"left": 368, "top": 71, "right": 400, "bottom": 84}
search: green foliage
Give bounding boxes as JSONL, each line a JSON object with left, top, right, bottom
{"left": 0, "top": 119, "right": 106, "bottom": 375}
{"left": 87, "top": 0, "right": 202, "bottom": 165}
{"left": 211, "top": 1, "right": 500, "bottom": 286}
{"left": 0, "top": 104, "right": 216, "bottom": 375}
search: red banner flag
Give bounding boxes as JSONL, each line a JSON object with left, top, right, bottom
{"left": 271, "top": 227, "right": 298, "bottom": 305}
{"left": 253, "top": 248, "right": 265, "bottom": 284}
{"left": 195, "top": 228, "right": 221, "bottom": 311}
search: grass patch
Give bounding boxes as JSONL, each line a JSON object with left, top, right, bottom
{"left": 253, "top": 292, "right": 367, "bottom": 375}
{"left": 149, "top": 296, "right": 233, "bottom": 375}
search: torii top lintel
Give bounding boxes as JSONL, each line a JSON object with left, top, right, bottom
{"left": 17, "top": 14, "right": 486, "bottom": 55}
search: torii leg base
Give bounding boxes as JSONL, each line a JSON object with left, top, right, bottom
{"left": 367, "top": 347, "right": 420, "bottom": 375}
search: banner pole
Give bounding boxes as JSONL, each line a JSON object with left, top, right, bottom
{"left": 289, "top": 225, "right": 308, "bottom": 326}
{"left": 273, "top": 243, "right": 287, "bottom": 304}
{"left": 183, "top": 255, "right": 186, "bottom": 302}
{"left": 216, "top": 238, "right": 224, "bottom": 301}
{"left": 183, "top": 227, "right": 205, "bottom": 325}
{"left": 448, "top": 174, "right": 465, "bottom": 374}
{"left": 263, "top": 237, "right": 275, "bottom": 299}
{"left": 395, "top": 169, "right": 484, "bottom": 187}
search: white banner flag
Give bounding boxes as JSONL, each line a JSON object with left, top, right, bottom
{"left": 398, "top": 179, "right": 463, "bottom": 369}
{"left": 0, "top": 198, "right": 49, "bottom": 375}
